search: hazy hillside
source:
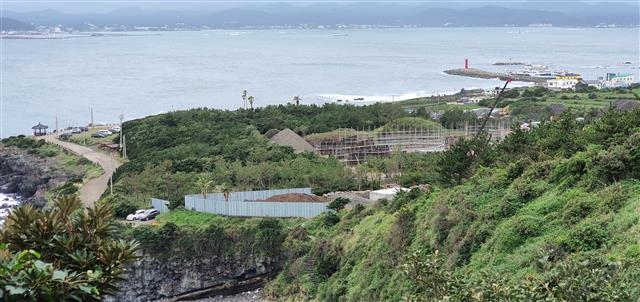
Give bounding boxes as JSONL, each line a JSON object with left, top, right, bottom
{"left": 0, "top": 17, "right": 33, "bottom": 31}
{"left": 2, "top": 2, "right": 638, "bottom": 29}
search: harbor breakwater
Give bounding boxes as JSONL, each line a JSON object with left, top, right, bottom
{"left": 444, "top": 68, "right": 548, "bottom": 84}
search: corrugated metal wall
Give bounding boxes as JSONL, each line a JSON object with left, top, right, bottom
{"left": 185, "top": 187, "right": 312, "bottom": 202}
{"left": 155, "top": 188, "right": 327, "bottom": 218}
{"left": 182, "top": 188, "right": 326, "bottom": 218}
{"left": 151, "top": 198, "right": 170, "bottom": 213}
{"left": 184, "top": 197, "right": 328, "bottom": 218}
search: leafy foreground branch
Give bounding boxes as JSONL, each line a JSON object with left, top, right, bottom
{"left": 0, "top": 196, "right": 139, "bottom": 301}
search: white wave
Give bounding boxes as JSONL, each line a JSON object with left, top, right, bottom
{"left": 0, "top": 193, "right": 20, "bottom": 222}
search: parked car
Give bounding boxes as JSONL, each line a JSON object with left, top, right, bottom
{"left": 97, "top": 130, "right": 112, "bottom": 136}
{"left": 72, "top": 128, "right": 82, "bottom": 134}
{"left": 79, "top": 126, "right": 89, "bottom": 132}
{"left": 59, "top": 132, "right": 73, "bottom": 140}
{"left": 91, "top": 132, "right": 107, "bottom": 138}
{"left": 110, "top": 126, "right": 121, "bottom": 133}
{"left": 126, "top": 209, "right": 146, "bottom": 221}
{"left": 138, "top": 209, "right": 160, "bottom": 221}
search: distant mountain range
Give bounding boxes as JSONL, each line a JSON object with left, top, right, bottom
{"left": 2, "top": 2, "right": 638, "bottom": 30}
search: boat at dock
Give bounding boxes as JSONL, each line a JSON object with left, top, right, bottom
{"left": 509, "top": 64, "right": 564, "bottom": 79}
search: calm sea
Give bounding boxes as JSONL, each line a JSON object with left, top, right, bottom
{"left": 1, "top": 27, "right": 638, "bottom": 137}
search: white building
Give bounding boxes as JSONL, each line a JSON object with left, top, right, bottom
{"left": 583, "top": 80, "right": 603, "bottom": 89}
{"left": 603, "top": 73, "right": 635, "bottom": 88}
{"left": 547, "top": 78, "right": 579, "bottom": 90}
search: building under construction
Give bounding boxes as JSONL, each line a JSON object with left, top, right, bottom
{"left": 308, "top": 118, "right": 512, "bottom": 165}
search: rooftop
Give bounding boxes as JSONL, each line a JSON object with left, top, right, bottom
{"left": 31, "top": 122, "right": 48, "bottom": 130}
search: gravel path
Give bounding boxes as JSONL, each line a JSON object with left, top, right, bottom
{"left": 42, "top": 135, "right": 121, "bottom": 207}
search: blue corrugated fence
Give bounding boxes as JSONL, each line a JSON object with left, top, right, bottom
{"left": 151, "top": 198, "right": 170, "bottom": 213}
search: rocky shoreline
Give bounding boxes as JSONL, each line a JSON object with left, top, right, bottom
{"left": 0, "top": 147, "right": 75, "bottom": 208}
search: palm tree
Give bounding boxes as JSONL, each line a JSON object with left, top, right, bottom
{"left": 293, "top": 95, "right": 301, "bottom": 106}
{"left": 242, "top": 90, "right": 248, "bottom": 109}
{"left": 248, "top": 96, "right": 255, "bottom": 110}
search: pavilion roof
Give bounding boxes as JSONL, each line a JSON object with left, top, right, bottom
{"left": 32, "top": 122, "right": 48, "bottom": 130}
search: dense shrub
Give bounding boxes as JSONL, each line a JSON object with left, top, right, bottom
{"left": 327, "top": 197, "right": 350, "bottom": 212}
{"left": 566, "top": 222, "right": 608, "bottom": 251}
{"left": 562, "top": 197, "right": 596, "bottom": 224}
{"left": 254, "top": 219, "right": 286, "bottom": 256}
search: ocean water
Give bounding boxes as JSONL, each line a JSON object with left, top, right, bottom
{"left": 1, "top": 27, "right": 638, "bottom": 137}
{"left": 0, "top": 193, "right": 20, "bottom": 225}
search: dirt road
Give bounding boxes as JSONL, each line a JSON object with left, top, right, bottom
{"left": 42, "top": 135, "right": 121, "bottom": 207}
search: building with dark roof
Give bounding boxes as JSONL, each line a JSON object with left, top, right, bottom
{"left": 31, "top": 122, "right": 48, "bottom": 136}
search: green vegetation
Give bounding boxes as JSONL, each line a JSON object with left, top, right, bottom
{"left": 476, "top": 86, "right": 639, "bottom": 121}
{"left": 118, "top": 209, "right": 302, "bottom": 260}
{"left": 376, "top": 117, "right": 444, "bottom": 131}
{"left": 2, "top": 136, "right": 60, "bottom": 158}
{"left": 264, "top": 108, "right": 640, "bottom": 301}
{"left": 0, "top": 196, "right": 138, "bottom": 301}
{"left": 110, "top": 103, "right": 411, "bottom": 205}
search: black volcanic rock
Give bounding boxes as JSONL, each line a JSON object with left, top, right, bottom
{"left": 0, "top": 149, "right": 73, "bottom": 208}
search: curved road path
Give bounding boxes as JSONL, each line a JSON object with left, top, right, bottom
{"left": 42, "top": 135, "right": 121, "bottom": 207}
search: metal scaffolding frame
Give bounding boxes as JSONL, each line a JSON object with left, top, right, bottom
{"left": 310, "top": 118, "right": 512, "bottom": 164}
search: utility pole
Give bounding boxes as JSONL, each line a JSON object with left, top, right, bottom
{"left": 109, "top": 153, "right": 113, "bottom": 195}
{"left": 55, "top": 116, "right": 58, "bottom": 137}
{"left": 90, "top": 107, "right": 94, "bottom": 127}
{"left": 119, "top": 113, "right": 124, "bottom": 148}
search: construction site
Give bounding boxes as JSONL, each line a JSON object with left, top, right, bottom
{"left": 306, "top": 118, "right": 512, "bottom": 165}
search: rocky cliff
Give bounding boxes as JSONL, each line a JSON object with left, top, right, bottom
{"left": 0, "top": 148, "right": 72, "bottom": 208}
{"left": 107, "top": 253, "right": 284, "bottom": 302}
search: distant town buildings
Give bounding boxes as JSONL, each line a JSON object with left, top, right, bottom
{"left": 547, "top": 74, "right": 583, "bottom": 90}
{"left": 546, "top": 72, "right": 636, "bottom": 90}
{"left": 603, "top": 73, "right": 635, "bottom": 88}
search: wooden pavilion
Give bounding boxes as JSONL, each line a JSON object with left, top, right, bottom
{"left": 32, "top": 122, "right": 48, "bottom": 136}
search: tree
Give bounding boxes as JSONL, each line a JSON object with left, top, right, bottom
{"left": 0, "top": 195, "right": 138, "bottom": 301}
{"left": 327, "top": 197, "right": 350, "bottom": 212}
{"left": 242, "top": 90, "right": 248, "bottom": 109}
{"left": 293, "top": 95, "right": 301, "bottom": 106}
{"left": 436, "top": 133, "right": 495, "bottom": 186}
{"left": 248, "top": 96, "right": 255, "bottom": 110}
{"left": 195, "top": 175, "right": 213, "bottom": 199}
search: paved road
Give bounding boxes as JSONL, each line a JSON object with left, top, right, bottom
{"left": 42, "top": 135, "right": 121, "bottom": 207}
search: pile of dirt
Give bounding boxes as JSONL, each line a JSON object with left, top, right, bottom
{"left": 262, "top": 193, "right": 326, "bottom": 203}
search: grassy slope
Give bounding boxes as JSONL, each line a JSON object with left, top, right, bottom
{"left": 267, "top": 172, "right": 640, "bottom": 301}
{"left": 155, "top": 209, "right": 304, "bottom": 231}
{"left": 265, "top": 109, "right": 640, "bottom": 301}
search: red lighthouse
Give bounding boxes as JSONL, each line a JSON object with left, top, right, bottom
{"left": 464, "top": 58, "right": 469, "bottom": 69}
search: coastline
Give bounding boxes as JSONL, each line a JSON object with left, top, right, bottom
{"left": 0, "top": 193, "right": 20, "bottom": 224}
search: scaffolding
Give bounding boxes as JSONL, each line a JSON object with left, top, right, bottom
{"left": 310, "top": 118, "right": 512, "bottom": 165}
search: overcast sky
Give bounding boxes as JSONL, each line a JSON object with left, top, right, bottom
{"left": 1, "top": 1, "right": 626, "bottom": 14}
